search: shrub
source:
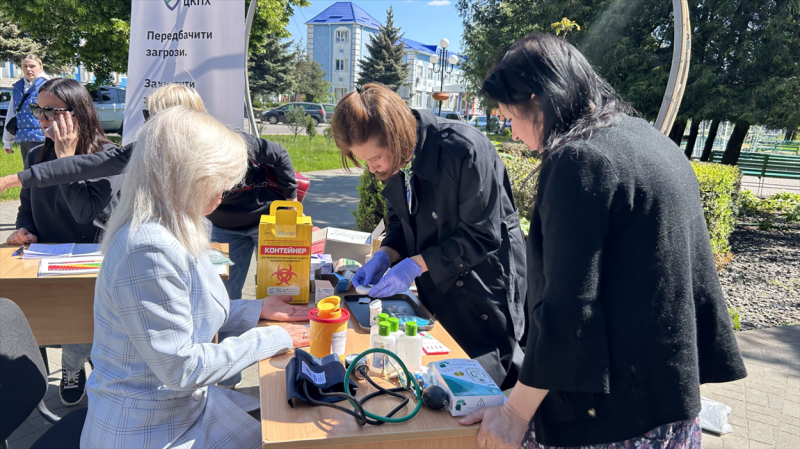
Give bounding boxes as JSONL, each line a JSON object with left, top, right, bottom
{"left": 305, "top": 115, "right": 318, "bottom": 140}
{"left": 502, "top": 128, "right": 512, "bottom": 137}
{"left": 497, "top": 142, "right": 541, "bottom": 224}
{"left": 691, "top": 162, "right": 742, "bottom": 256}
{"left": 352, "top": 169, "right": 387, "bottom": 233}
{"left": 323, "top": 126, "right": 334, "bottom": 145}
{"left": 739, "top": 190, "right": 800, "bottom": 229}
{"left": 285, "top": 107, "right": 307, "bottom": 142}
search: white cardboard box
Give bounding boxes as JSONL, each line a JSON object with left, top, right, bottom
{"left": 312, "top": 228, "right": 372, "bottom": 264}
{"left": 314, "top": 280, "right": 335, "bottom": 304}
{"left": 428, "top": 358, "right": 506, "bottom": 417}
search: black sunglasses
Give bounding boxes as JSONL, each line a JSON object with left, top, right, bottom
{"left": 142, "top": 109, "right": 150, "bottom": 121}
{"left": 29, "top": 103, "right": 72, "bottom": 121}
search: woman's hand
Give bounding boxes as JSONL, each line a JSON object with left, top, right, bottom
{"left": 4, "top": 146, "right": 12, "bottom": 155}
{"left": 53, "top": 112, "right": 79, "bottom": 158}
{"left": 281, "top": 323, "right": 311, "bottom": 348}
{"left": 260, "top": 295, "right": 310, "bottom": 321}
{"left": 0, "top": 174, "right": 22, "bottom": 194}
{"left": 7, "top": 227, "right": 38, "bottom": 245}
{"left": 459, "top": 404, "right": 529, "bottom": 449}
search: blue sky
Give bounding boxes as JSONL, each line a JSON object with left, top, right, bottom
{"left": 288, "top": 1, "right": 466, "bottom": 54}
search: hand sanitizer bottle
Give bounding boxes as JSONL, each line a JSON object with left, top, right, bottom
{"left": 396, "top": 321, "right": 423, "bottom": 374}
{"left": 371, "top": 312, "right": 390, "bottom": 338}
{"left": 370, "top": 321, "right": 394, "bottom": 375}
{"left": 388, "top": 317, "right": 404, "bottom": 341}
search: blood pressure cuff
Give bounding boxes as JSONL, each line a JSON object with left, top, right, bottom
{"left": 286, "top": 348, "right": 358, "bottom": 407}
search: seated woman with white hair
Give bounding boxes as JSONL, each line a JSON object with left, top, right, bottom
{"left": 80, "top": 106, "right": 311, "bottom": 449}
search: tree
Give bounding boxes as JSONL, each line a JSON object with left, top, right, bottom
{"left": 292, "top": 43, "right": 331, "bottom": 103}
{"left": 357, "top": 6, "right": 409, "bottom": 92}
{"left": 0, "top": 12, "right": 42, "bottom": 62}
{"left": 249, "top": 34, "right": 295, "bottom": 97}
{"left": 0, "top": 0, "right": 307, "bottom": 85}
{"left": 551, "top": 17, "right": 581, "bottom": 40}
{"left": 352, "top": 170, "right": 386, "bottom": 233}
{"left": 305, "top": 115, "right": 317, "bottom": 140}
{"left": 285, "top": 106, "right": 307, "bottom": 142}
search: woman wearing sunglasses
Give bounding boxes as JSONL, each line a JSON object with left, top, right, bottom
{"left": 2, "top": 54, "right": 50, "bottom": 169}
{"left": 6, "top": 77, "right": 121, "bottom": 408}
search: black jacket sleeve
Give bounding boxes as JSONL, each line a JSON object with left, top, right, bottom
{"left": 520, "top": 145, "right": 618, "bottom": 394}
{"left": 381, "top": 200, "right": 408, "bottom": 259}
{"left": 241, "top": 133, "right": 298, "bottom": 199}
{"left": 420, "top": 142, "right": 505, "bottom": 288}
{"left": 15, "top": 152, "right": 39, "bottom": 236}
{"left": 57, "top": 177, "right": 117, "bottom": 224}
{"left": 17, "top": 143, "right": 132, "bottom": 188}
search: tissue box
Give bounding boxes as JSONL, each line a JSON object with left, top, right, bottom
{"left": 313, "top": 280, "right": 335, "bottom": 303}
{"left": 428, "top": 359, "right": 506, "bottom": 417}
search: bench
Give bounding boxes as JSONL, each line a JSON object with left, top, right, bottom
{"left": 709, "top": 151, "right": 800, "bottom": 194}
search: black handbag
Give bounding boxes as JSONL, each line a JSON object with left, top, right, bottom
{"left": 4, "top": 91, "right": 33, "bottom": 136}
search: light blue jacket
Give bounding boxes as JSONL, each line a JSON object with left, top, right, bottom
{"left": 81, "top": 222, "right": 293, "bottom": 449}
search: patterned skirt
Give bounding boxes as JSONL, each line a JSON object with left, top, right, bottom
{"left": 522, "top": 416, "right": 702, "bottom": 449}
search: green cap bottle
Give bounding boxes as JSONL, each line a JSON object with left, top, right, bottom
{"left": 405, "top": 321, "right": 418, "bottom": 336}
{"left": 378, "top": 321, "right": 390, "bottom": 337}
{"left": 378, "top": 313, "right": 390, "bottom": 323}
{"left": 388, "top": 317, "right": 400, "bottom": 333}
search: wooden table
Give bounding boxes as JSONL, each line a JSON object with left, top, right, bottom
{"left": 258, "top": 297, "right": 480, "bottom": 449}
{"left": 0, "top": 243, "right": 229, "bottom": 346}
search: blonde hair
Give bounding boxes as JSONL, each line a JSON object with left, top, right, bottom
{"left": 101, "top": 106, "right": 247, "bottom": 257}
{"left": 20, "top": 54, "right": 43, "bottom": 67}
{"left": 147, "top": 84, "right": 206, "bottom": 114}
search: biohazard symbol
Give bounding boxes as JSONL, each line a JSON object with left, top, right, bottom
{"left": 270, "top": 263, "right": 298, "bottom": 286}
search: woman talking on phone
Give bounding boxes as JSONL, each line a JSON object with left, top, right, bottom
{"left": 7, "top": 78, "right": 120, "bottom": 408}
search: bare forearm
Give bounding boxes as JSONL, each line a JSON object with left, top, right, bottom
{"left": 0, "top": 174, "right": 22, "bottom": 193}
{"left": 506, "top": 382, "right": 548, "bottom": 422}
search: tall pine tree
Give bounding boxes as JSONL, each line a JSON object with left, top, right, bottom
{"left": 249, "top": 34, "right": 295, "bottom": 97}
{"left": 357, "top": 6, "right": 409, "bottom": 92}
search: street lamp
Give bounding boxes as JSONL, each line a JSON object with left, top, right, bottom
{"left": 430, "top": 38, "right": 459, "bottom": 115}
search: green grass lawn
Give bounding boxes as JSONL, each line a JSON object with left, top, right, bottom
{"left": 262, "top": 134, "right": 343, "bottom": 172}
{"left": 0, "top": 135, "right": 342, "bottom": 201}
{"left": 0, "top": 144, "right": 23, "bottom": 202}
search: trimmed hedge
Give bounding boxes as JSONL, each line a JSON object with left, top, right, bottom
{"left": 691, "top": 162, "right": 742, "bottom": 256}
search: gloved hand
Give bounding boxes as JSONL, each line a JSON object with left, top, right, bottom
{"left": 351, "top": 250, "right": 391, "bottom": 287}
{"left": 369, "top": 258, "right": 422, "bottom": 298}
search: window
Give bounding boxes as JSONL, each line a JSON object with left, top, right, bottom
{"left": 413, "top": 93, "right": 422, "bottom": 107}
{"left": 335, "top": 59, "right": 347, "bottom": 71}
{"left": 427, "top": 67, "right": 433, "bottom": 81}
{"left": 334, "top": 88, "right": 347, "bottom": 102}
{"left": 445, "top": 74, "right": 450, "bottom": 85}
{"left": 335, "top": 30, "right": 349, "bottom": 43}
{"left": 416, "top": 65, "right": 423, "bottom": 78}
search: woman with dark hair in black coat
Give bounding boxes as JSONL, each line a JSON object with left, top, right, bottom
{"left": 459, "top": 33, "right": 746, "bottom": 449}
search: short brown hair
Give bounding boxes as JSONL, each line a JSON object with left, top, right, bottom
{"left": 331, "top": 83, "right": 417, "bottom": 172}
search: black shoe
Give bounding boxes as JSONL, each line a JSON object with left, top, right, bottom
{"left": 60, "top": 368, "right": 86, "bottom": 406}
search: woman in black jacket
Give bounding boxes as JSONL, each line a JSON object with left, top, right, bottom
{"left": 6, "top": 78, "right": 120, "bottom": 408}
{"left": 459, "top": 34, "right": 746, "bottom": 449}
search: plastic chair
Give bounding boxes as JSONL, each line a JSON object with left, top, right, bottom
{"left": 0, "top": 298, "right": 87, "bottom": 449}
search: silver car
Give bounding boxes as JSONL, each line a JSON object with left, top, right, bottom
{"left": 0, "top": 87, "right": 13, "bottom": 131}
{"left": 88, "top": 86, "right": 125, "bottom": 134}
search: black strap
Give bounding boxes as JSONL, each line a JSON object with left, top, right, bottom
{"left": 15, "top": 91, "right": 33, "bottom": 113}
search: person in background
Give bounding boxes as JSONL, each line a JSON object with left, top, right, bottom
{"left": 459, "top": 33, "right": 746, "bottom": 449}
{"left": 6, "top": 78, "right": 120, "bottom": 407}
{"left": 3, "top": 54, "right": 50, "bottom": 169}
{"left": 81, "top": 106, "right": 310, "bottom": 449}
{"left": 0, "top": 84, "right": 299, "bottom": 389}
{"left": 333, "top": 83, "right": 527, "bottom": 390}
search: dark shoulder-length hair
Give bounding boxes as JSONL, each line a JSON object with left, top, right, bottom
{"left": 36, "top": 78, "right": 113, "bottom": 163}
{"left": 481, "top": 33, "right": 637, "bottom": 154}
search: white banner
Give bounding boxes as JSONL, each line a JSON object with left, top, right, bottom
{"left": 122, "top": 0, "right": 245, "bottom": 145}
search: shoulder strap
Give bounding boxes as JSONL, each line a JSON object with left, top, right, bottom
{"left": 15, "top": 92, "right": 33, "bottom": 113}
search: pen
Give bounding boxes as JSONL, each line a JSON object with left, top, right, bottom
{"left": 11, "top": 245, "right": 24, "bottom": 257}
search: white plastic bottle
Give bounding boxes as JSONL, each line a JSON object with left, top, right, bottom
{"left": 370, "top": 321, "right": 395, "bottom": 375}
{"left": 370, "top": 312, "right": 390, "bottom": 338}
{"left": 396, "top": 321, "right": 424, "bottom": 374}
{"left": 388, "top": 317, "right": 404, "bottom": 341}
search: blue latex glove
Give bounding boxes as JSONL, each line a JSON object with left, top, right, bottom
{"left": 351, "top": 250, "right": 391, "bottom": 288}
{"left": 369, "top": 258, "right": 422, "bottom": 298}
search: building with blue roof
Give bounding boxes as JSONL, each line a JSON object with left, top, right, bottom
{"left": 306, "top": 1, "right": 469, "bottom": 116}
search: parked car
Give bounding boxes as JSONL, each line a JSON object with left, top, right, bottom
{"left": 262, "top": 102, "right": 326, "bottom": 126}
{"left": 469, "top": 115, "right": 501, "bottom": 133}
{"left": 322, "top": 104, "right": 335, "bottom": 123}
{"left": 88, "top": 86, "right": 126, "bottom": 134}
{"left": 0, "top": 87, "right": 12, "bottom": 131}
{"left": 432, "top": 110, "right": 465, "bottom": 122}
